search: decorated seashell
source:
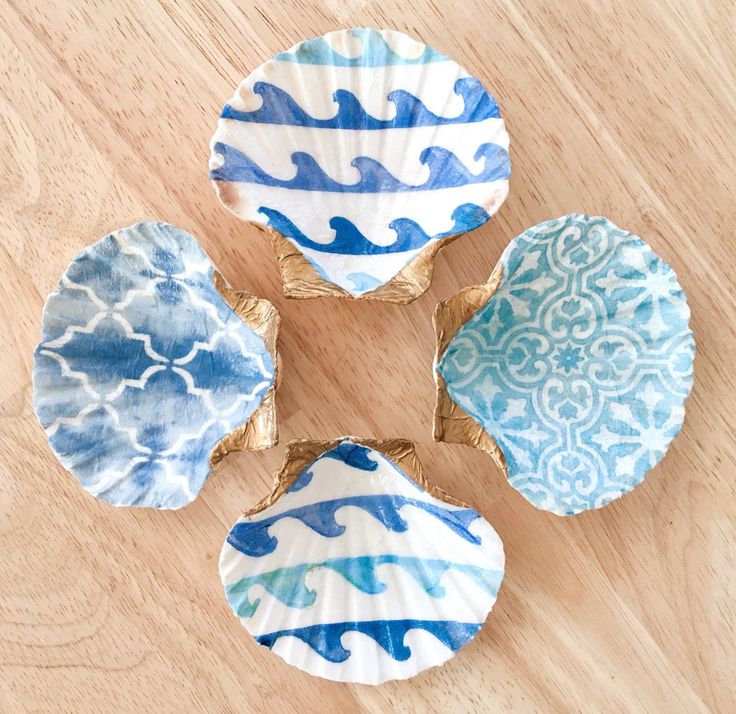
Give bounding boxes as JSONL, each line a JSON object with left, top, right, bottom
{"left": 435, "top": 214, "right": 695, "bottom": 515}
{"left": 32, "top": 222, "right": 279, "bottom": 509}
{"left": 210, "top": 27, "right": 510, "bottom": 302}
{"left": 220, "top": 438, "right": 504, "bottom": 684}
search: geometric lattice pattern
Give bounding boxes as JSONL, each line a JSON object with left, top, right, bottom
{"left": 33, "top": 221, "right": 275, "bottom": 509}
{"left": 439, "top": 214, "right": 694, "bottom": 515}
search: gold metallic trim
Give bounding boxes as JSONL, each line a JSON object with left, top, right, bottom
{"left": 209, "top": 271, "right": 280, "bottom": 464}
{"left": 268, "top": 228, "right": 465, "bottom": 304}
{"left": 244, "top": 437, "right": 469, "bottom": 516}
{"left": 432, "top": 263, "right": 507, "bottom": 474}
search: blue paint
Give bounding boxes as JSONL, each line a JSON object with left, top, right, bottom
{"left": 274, "top": 28, "right": 449, "bottom": 67}
{"left": 323, "top": 441, "right": 379, "bottom": 471}
{"left": 220, "top": 77, "right": 499, "bottom": 129}
{"left": 60, "top": 238, "right": 155, "bottom": 307}
{"left": 289, "top": 467, "right": 314, "bottom": 492}
{"left": 33, "top": 222, "right": 275, "bottom": 509}
{"left": 227, "top": 494, "right": 482, "bottom": 557}
{"left": 287, "top": 443, "right": 378, "bottom": 496}
{"left": 44, "top": 314, "right": 163, "bottom": 394}
{"left": 438, "top": 214, "right": 695, "bottom": 515}
{"left": 346, "top": 272, "right": 383, "bottom": 292}
{"left": 256, "top": 619, "right": 481, "bottom": 662}
{"left": 258, "top": 203, "right": 491, "bottom": 256}
{"left": 211, "top": 141, "right": 509, "bottom": 194}
{"left": 226, "top": 555, "right": 503, "bottom": 617}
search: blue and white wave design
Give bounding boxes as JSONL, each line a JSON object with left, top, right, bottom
{"left": 258, "top": 204, "right": 491, "bottom": 256}
{"left": 227, "top": 494, "right": 482, "bottom": 557}
{"left": 32, "top": 222, "right": 275, "bottom": 509}
{"left": 219, "top": 439, "right": 505, "bottom": 684}
{"left": 210, "top": 28, "right": 510, "bottom": 296}
{"left": 256, "top": 621, "right": 482, "bottom": 664}
{"left": 211, "top": 141, "right": 509, "bottom": 192}
{"left": 220, "top": 78, "right": 499, "bottom": 128}
{"left": 225, "top": 555, "right": 501, "bottom": 618}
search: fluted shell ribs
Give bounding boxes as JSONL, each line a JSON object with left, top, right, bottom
{"left": 220, "top": 439, "right": 505, "bottom": 684}
{"left": 32, "top": 222, "right": 278, "bottom": 509}
{"left": 436, "top": 214, "right": 695, "bottom": 515}
{"left": 210, "top": 28, "right": 510, "bottom": 302}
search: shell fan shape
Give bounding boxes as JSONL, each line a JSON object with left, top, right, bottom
{"left": 220, "top": 439, "right": 504, "bottom": 684}
{"left": 209, "top": 27, "right": 510, "bottom": 298}
{"left": 437, "top": 214, "right": 695, "bottom": 515}
{"left": 32, "top": 222, "right": 276, "bottom": 509}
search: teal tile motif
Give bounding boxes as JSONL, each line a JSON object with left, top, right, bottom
{"left": 438, "top": 214, "right": 694, "bottom": 515}
{"left": 220, "top": 440, "right": 504, "bottom": 683}
{"left": 32, "top": 222, "right": 275, "bottom": 509}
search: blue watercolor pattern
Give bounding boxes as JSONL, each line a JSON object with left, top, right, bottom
{"left": 274, "top": 27, "right": 449, "bottom": 66}
{"left": 210, "top": 141, "right": 509, "bottom": 192}
{"left": 210, "top": 28, "right": 510, "bottom": 296}
{"left": 257, "top": 620, "right": 482, "bottom": 663}
{"left": 439, "top": 214, "right": 695, "bottom": 515}
{"left": 220, "top": 78, "right": 499, "bottom": 128}
{"left": 227, "top": 494, "right": 482, "bottom": 557}
{"left": 226, "top": 555, "right": 502, "bottom": 617}
{"left": 220, "top": 440, "right": 505, "bottom": 683}
{"left": 323, "top": 440, "right": 380, "bottom": 470}
{"left": 258, "top": 204, "right": 491, "bottom": 256}
{"left": 33, "top": 222, "right": 275, "bottom": 509}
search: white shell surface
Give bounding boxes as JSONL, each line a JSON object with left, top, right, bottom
{"left": 220, "top": 439, "right": 504, "bottom": 684}
{"left": 210, "top": 28, "right": 510, "bottom": 296}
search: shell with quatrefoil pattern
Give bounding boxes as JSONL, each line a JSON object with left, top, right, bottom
{"left": 438, "top": 214, "right": 695, "bottom": 515}
{"left": 32, "top": 221, "right": 275, "bottom": 509}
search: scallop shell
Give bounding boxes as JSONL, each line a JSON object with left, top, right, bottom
{"left": 436, "top": 214, "right": 695, "bottom": 515}
{"left": 219, "top": 438, "right": 504, "bottom": 684}
{"left": 209, "top": 27, "right": 510, "bottom": 301}
{"left": 32, "top": 221, "right": 278, "bottom": 509}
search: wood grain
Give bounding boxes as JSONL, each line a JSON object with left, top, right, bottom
{"left": 1, "top": 1, "right": 734, "bottom": 711}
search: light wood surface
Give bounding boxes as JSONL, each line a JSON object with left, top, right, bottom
{"left": 1, "top": 1, "right": 734, "bottom": 711}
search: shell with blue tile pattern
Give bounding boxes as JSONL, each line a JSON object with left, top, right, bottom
{"left": 32, "top": 222, "right": 276, "bottom": 509}
{"left": 210, "top": 28, "right": 510, "bottom": 298}
{"left": 437, "top": 214, "right": 695, "bottom": 515}
{"left": 219, "top": 439, "right": 504, "bottom": 684}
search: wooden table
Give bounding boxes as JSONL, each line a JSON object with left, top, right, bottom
{"left": 1, "top": 2, "right": 733, "bottom": 711}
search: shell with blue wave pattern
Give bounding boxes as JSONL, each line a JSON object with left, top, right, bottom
{"left": 209, "top": 28, "right": 510, "bottom": 298}
{"left": 32, "top": 222, "right": 276, "bottom": 509}
{"left": 438, "top": 214, "right": 695, "bottom": 515}
{"left": 219, "top": 439, "right": 504, "bottom": 684}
